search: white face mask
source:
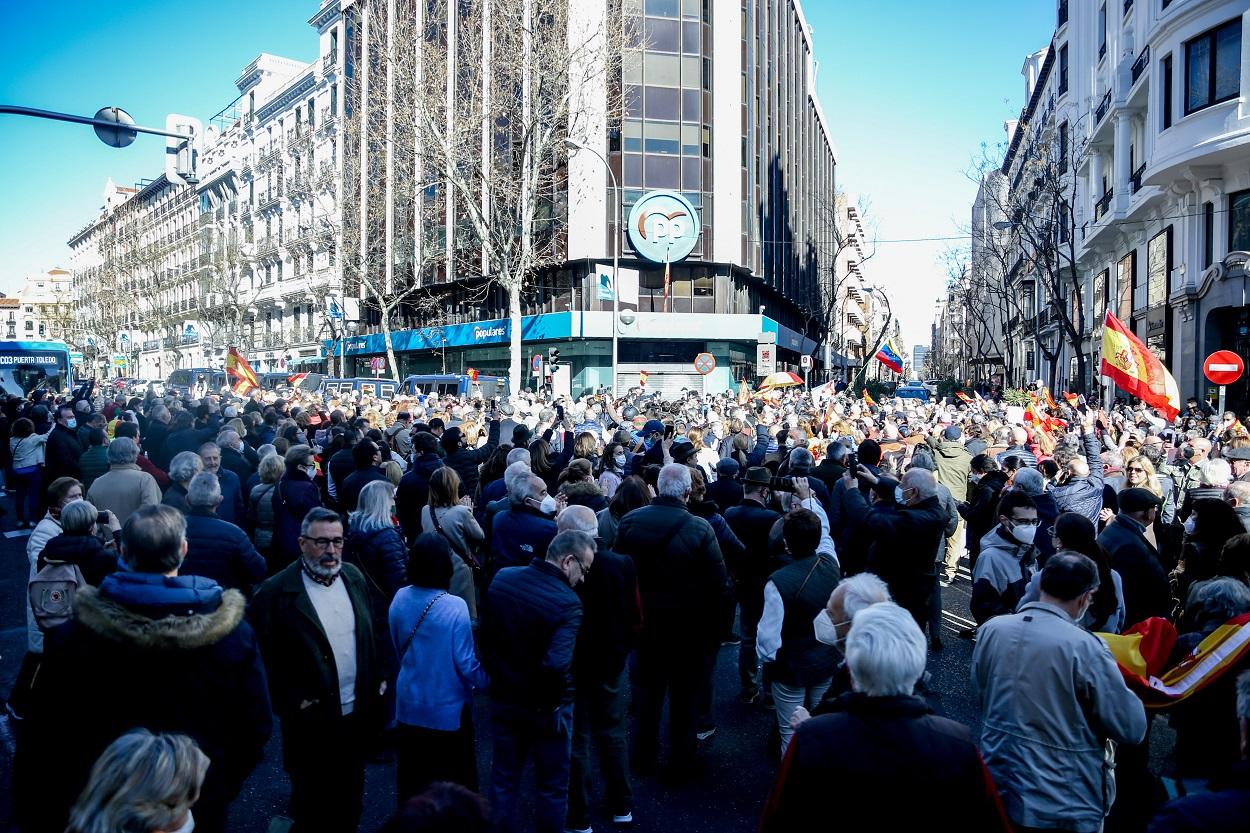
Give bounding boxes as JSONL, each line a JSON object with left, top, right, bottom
{"left": 812, "top": 608, "right": 843, "bottom": 647}
{"left": 1008, "top": 520, "right": 1038, "bottom": 546}
{"left": 1183, "top": 516, "right": 1196, "bottom": 536}
{"left": 538, "top": 494, "right": 558, "bottom": 515}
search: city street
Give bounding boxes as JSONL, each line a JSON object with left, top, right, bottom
{"left": 0, "top": 508, "right": 988, "bottom": 833}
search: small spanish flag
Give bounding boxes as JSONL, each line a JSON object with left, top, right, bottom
{"left": 1044, "top": 388, "right": 1059, "bottom": 411}
{"left": 467, "top": 367, "right": 479, "bottom": 381}
{"left": 1063, "top": 391, "right": 1080, "bottom": 407}
{"left": 955, "top": 391, "right": 973, "bottom": 404}
{"left": 639, "top": 370, "right": 649, "bottom": 388}
{"left": 862, "top": 388, "right": 876, "bottom": 407}
{"left": 288, "top": 372, "right": 309, "bottom": 387}
{"left": 226, "top": 347, "right": 260, "bottom": 395}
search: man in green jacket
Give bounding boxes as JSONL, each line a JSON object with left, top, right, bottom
{"left": 928, "top": 424, "right": 972, "bottom": 582}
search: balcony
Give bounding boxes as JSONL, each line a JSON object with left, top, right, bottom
{"left": 241, "top": 160, "right": 253, "bottom": 179}
{"left": 258, "top": 194, "right": 281, "bottom": 214}
{"left": 142, "top": 340, "right": 160, "bottom": 351}
{"left": 1094, "top": 189, "right": 1114, "bottom": 221}
{"left": 322, "top": 54, "right": 335, "bottom": 74}
{"left": 255, "top": 237, "right": 279, "bottom": 259}
{"left": 1094, "top": 88, "right": 1112, "bottom": 126}
{"left": 1130, "top": 44, "right": 1150, "bottom": 86}
{"left": 318, "top": 108, "right": 337, "bottom": 134}
{"left": 1130, "top": 163, "right": 1147, "bottom": 194}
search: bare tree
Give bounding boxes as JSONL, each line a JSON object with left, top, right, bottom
{"left": 339, "top": 0, "right": 629, "bottom": 388}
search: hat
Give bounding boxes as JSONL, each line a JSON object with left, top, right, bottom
{"left": 1012, "top": 468, "right": 1045, "bottom": 496}
{"left": 716, "top": 457, "right": 740, "bottom": 476}
{"left": 1119, "top": 487, "right": 1163, "bottom": 513}
{"left": 743, "top": 466, "right": 772, "bottom": 487}
{"left": 942, "top": 425, "right": 963, "bottom": 441}
{"left": 1224, "top": 446, "right": 1250, "bottom": 461}
{"left": 643, "top": 419, "right": 664, "bottom": 436}
{"left": 670, "top": 438, "right": 697, "bottom": 463}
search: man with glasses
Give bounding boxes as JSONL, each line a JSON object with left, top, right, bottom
{"left": 970, "top": 491, "right": 1040, "bottom": 626}
{"left": 480, "top": 529, "right": 594, "bottom": 833}
{"left": 250, "top": 507, "right": 389, "bottom": 833}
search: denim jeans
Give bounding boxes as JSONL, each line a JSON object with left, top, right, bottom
{"left": 738, "top": 595, "right": 764, "bottom": 695}
{"left": 771, "top": 678, "right": 832, "bottom": 756}
{"left": 490, "top": 701, "right": 574, "bottom": 833}
{"left": 567, "top": 668, "right": 632, "bottom": 829}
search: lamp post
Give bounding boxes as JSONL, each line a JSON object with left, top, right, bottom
{"left": 565, "top": 136, "right": 620, "bottom": 396}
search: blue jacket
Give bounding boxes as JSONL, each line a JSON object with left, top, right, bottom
{"left": 490, "top": 503, "right": 558, "bottom": 573}
{"left": 480, "top": 559, "right": 582, "bottom": 710}
{"left": 1049, "top": 429, "right": 1106, "bottom": 526}
{"left": 389, "top": 586, "right": 487, "bottom": 731}
{"left": 214, "top": 468, "right": 247, "bottom": 528}
{"left": 273, "top": 466, "right": 323, "bottom": 566}
{"left": 182, "top": 509, "right": 268, "bottom": 593}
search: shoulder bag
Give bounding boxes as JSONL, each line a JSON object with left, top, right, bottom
{"left": 399, "top": 591, "right": 447, "bottom": 658}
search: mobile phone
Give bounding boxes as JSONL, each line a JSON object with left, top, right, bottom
{"left": 97, "top": 511, "right": 110, "bottom": 525}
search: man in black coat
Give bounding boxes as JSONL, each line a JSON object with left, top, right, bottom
{"left": 181, "top": 472, "right": 267, "bottom": 593}
{"left": 442, "top": 416, "right": 501, "bottom": 499}
{"left": 249, "top": 507, "right": 388, "bottom": 833}
{"left": 396, "top": 432, "right": 444, "bottom": 540}
{"left": 558, "top": 507, "right": 641, "bottom": 831}
{"left": 200, "top": 441, "right": 246, "bottom": 527}
{"left": 841, "top": 466, "right": 950, "bottom": 629}
{"left": 218, "top": 428, "right": 257, "bottom": 484}
{"left": 43, "top": 402, "right": 83, "bottom": 485}
{"left": 705, "top": 458, "right": 744, "bottom": 511}
{"left": 760, "top": 603, "right": 1010, "bottom": 833}
{"left": 1098, "top": 487, "right": 1172, "bottom": 629}
{"left": 480, "top": 530, "right": 591, "bottom": 833}
{"left": 724, "top": 467, "right": 783, "bottom": 703}
{"left": 615, "top": 464, "right": 728, "bottom": 773}
{"left": 338, "top": 438, "right": 387, "bottom": 513}
{"left": 17, "top": 505, "right": 271, "bottom": 833}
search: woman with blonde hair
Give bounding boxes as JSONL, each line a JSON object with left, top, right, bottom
{"left": 67, "top": 729, "right": 208, "bottom": 833}
{"left": 685, "top": 427, "right": 720, "bottom": 482}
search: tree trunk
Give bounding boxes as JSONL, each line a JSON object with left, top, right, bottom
{"left": 508, "top": 282, "right": 523, "bottom": 396}
{"left": 381, "top": 305, "right": 399, "bottom": 381}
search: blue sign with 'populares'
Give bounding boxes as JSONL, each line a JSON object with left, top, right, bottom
{"left": 626, "top": 190, "right": 700, "bottom": 264}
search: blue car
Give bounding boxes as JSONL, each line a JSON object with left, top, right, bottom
{"left": 894, "top": 383, "right": 931, "bottom": 403}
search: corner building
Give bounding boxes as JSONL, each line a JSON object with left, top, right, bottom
{"left": 339, "top": 0, "right": 838, "bottom": 395}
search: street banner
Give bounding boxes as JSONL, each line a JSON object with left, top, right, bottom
{"left": 1100, "top": 311, "right": 1181, "bottom": 419}
{"left": 226, "top": 347, "right": 260, "bottom": 395}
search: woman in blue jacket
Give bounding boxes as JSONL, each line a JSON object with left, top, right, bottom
{"left": 390, "top": 533, "right": 488, "bottom": 803}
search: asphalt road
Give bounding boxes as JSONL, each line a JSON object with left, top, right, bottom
{"left": 0, "top": 511, "right": 1172, "bottom": 833}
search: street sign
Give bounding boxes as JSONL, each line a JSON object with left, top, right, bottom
{"left": 693, "top": 352, "right": 716, "bottom": 375}
{"left": 756, "top": 343, "right": 776, "bottom": 376}
{"left": 1203, "top": 350, "right": 1244, "bottom": 386}
{"left": 93, "top": 106, "right": 137, "bottom": 148}
{"left": 800, "top": 354, "right": 813, "bottom": 371}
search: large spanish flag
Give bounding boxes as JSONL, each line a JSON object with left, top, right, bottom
{"left": 1099, "top": 311, "right": 1180, "bottom": 420}
{"left": 1100, "top": 614, "right": 1250, "bottom": 708}
{"left": 226, "top": 347, "right": 260, "bottom": 395}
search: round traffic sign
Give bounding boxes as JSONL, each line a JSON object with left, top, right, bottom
{"left": 693, "top": 352, "right": 716, "bottom": 375}
{"left": 531, "top": 354, "right": 542, "bottom": 372}
{"left": 93, "top": 106, "right": 137, "bottom": 148}
{"left": 1203, "top": 350, "right": 1244, "bottom": 386}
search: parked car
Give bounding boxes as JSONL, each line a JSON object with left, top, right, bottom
{"left": 895, "top": 382, "right": 931, "bottom": 403}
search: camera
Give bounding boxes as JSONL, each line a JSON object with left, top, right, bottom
{"left": 846, "top": 452, "right": 859, "bottom": 473}
{"left": 769, "top": 475, "right": 797, "bottom": 493}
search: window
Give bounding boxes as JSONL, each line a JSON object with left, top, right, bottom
{"left": 1162, "top": 54, "right": 1173, "bottom": 129}
{"left": 1057, "top": 122, "right": 1068, "bottom": 171}
{"left": 1093, "top": 269, "right": 1109, "bottom": 324}
{"left": 1230, "top": 190, "right": 1250, "bottom": 252}
{"left": 1184, "top": 20, "right": 1241, "bottom": 115}
{"left": 1058, "top": 44, "right": 1069, "bottom": 94}
{"left": 1098, "top": 4, "right": 1107, "bottom": 60}
{"left": 1204, "top": 202, "right": 1215, "bottom": 268}
{"left": 1117, "top": 251, "right": 1135, "bottom": 320}
{"left": 1147, "top": 227, "right": 1171, "bottom": 308}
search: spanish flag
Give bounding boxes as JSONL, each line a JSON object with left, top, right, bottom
{"left": 1100, "top": 311, "right": 1180, "bottom": 419}
{"left": 639, "top": 370, "right": 649, "bottom": 388}
{"left": 862, "top": 388, "right": 876, "bottom": 407}
{"left": 1063, "top": 391, "right": 1080, "bottom": 407}
{"left": 955, "top": 391, "right": 973, "bottom": 405}
{"left": 226, "top": 347, "right": 260, "bottom": 395}
{"left": 1100, "top": 614, "right": 1250, "bottom": 708}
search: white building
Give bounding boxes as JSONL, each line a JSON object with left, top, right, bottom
{"left": 14, "top": 268, "right": 75, "bottom": 342}
{"left": 991, "top": 0, "right": 1249, "bottom": 412}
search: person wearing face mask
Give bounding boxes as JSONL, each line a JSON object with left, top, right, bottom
{"left": 489, "top": 473, "right": 560, "bottom": 574}
{"left": 973, "top": 553, "right": 1147, "bottom": 833}
{"left": 755, "top": 509, "right": 842, "bottom": 755}
{"left": 596, "top": 441, "right": 630, "bottom": 500}
{"left": 480, "top": 530, "right": 594, "bottom": 833}
{"left": 19, "top": 505, "right": 272, "bottom": 833}
{"left": 271, "top": 445, "right": 325, "bottom": 570}
{"left": 44, "top": 402, "right": 85, "bottom": 490}
{"left": 970, "top": 491, "right": 1040, "bottom": 626}
{"left": 250, "top": 507, "right": 388, "bottom": 833}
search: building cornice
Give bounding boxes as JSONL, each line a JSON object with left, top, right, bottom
{"left": 255, "top": 70, "right": 316, "bottom": 124}
{"left": 1002, "top": 39, "right": 1056, "bottom": 175}
{"left": 308, "top": 0, "right": 342, "bottom": 30}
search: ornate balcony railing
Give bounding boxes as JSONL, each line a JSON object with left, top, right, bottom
{"left": 1131, "top": 45, "right": 1150, "bottom": 85}
{"left": 1094, "top": 189, "right": 1114, "bottom": 220}
{"left": 1094, "top": 88, "right": 1112, "bottom": 125}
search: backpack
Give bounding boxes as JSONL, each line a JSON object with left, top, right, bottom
{"left": 29, "top": 560, "right": 87, "bottom": 631}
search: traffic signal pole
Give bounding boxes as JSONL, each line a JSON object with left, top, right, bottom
{"left": 0, "top": 104, "right": 188, "bottom": 140}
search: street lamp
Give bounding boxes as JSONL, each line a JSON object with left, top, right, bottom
{"left": 565, "top": 136, "right": 620, "bottom": 396}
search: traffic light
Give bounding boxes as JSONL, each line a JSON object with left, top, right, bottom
{"left": 549, "top": 347, "right": 561, "bottom": 366}
{"left": 165, "top": 113, "right": 202, "bottom": 186}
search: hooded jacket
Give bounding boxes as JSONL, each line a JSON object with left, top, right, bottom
{"left": 927, "top": 436, "right": 972, "bottom": 501}
{"left": 971, "top": 528, "right": 1038, "bottom": 625}
{"left": 17, "top": 573, "right": 272, "bottom": 833}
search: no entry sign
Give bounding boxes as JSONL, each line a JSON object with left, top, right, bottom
{"left": 1203, "top": 350, "right": 1245, "bottom": 386}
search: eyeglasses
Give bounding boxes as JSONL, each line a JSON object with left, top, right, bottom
{"left": 302, "top": 536, "right": 344, "bottom": 550}
{"left": 1008, "top": 518, "right": 1041, "bottom": 527}
{"left": 1126, "top": 467, "right": 1146, "bottom": 473}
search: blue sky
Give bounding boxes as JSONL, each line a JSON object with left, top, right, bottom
{"left": 1, "top": 0, "right": 1055, "bottom": 353}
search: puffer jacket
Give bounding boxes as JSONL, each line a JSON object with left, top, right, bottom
{"left": 614, "top": 495, "right": 728, "bottom": 644}
{"left": 272, "top": 465, "right": 323, "bottom": 566}
{"left": 182, "top": 509, "right": 268, "bottom": 594}
{"left": 248, "top": 482, "right": 279, "bottom": 564}
{"left": 973, "top": 602, "right": 1147, "bottom": 832}
{"left": 397, "top": 452, "right": 444, "bottom": 541}
{"left": 1049, "top": 429, "right": 1105, "bottom": 526}
{"left": 970, "top": 528, "right": 1037, "bottom": 625}
{"left": 490, "top": 503, "right": 559, "bottom": 574}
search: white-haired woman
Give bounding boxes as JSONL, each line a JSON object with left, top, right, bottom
{"left": 345, "top": 479, "right": 409, "bottom": 610}
{"left": 67, "top": 729, "right": 208, "bottom": 833}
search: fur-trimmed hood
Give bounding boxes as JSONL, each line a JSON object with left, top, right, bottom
{"left": 76, "top": 585, "right": 246, "bottom": 651}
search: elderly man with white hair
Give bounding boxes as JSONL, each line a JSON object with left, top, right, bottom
{"left": 86, "top": 436, "right": 162, "bottom": 524}
{"left": 841, "top": 465, "right": 951, "bottom": 633}
{"left": 761, "top": 603, "right": 1010, "bottom": 832}
{"left": 1180, "top": 457, "right": 1234, "bottom": 522}
{"left": 615, "top": 463, "right": 728, "bottom": 775}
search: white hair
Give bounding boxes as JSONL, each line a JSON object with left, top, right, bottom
{"left": 168, "top": 451, "right": 204, "bottom": 485}
{"left": 107, "top": 436, "right": 139, "bottom": 466}
{"left": 657, "top": 463, "right": 692, "bottom": 499}
{"left": 900, "top": 467, "right": 938, "bottom": 500}
{"left": 1197, "top": 458, "right": 1233, "bottom": 487}
{"left": 845, "top": 602, "right": 927, "bottom": 698}
{"left": 503, "top": 461, "right": 533, "bottom": 497}
{"left": 833, "top": 572, "right": 892, "bottom": 620}
{"left": 351, "top": 479, "right": 397, "bottom": 533}
{"left": 556, "top": 504, "right": 598, "bottom": 535}
{"left": 506, "top": 447, "right": 532, "bottom": 467}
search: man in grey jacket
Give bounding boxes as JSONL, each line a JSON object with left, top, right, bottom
{"left": 973, "top": 552, "right": 1147, "bottom": 833}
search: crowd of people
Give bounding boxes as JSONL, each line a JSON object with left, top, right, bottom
{"left": 2, "top": 376, "right": 1250, "bottom": 833}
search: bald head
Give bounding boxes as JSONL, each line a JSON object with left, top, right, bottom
{"left": 557, "top": 504, "right": 599, "bottom": 536}
{"left": 1010, "top": 427, "right": 1028, "bottom": 446}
